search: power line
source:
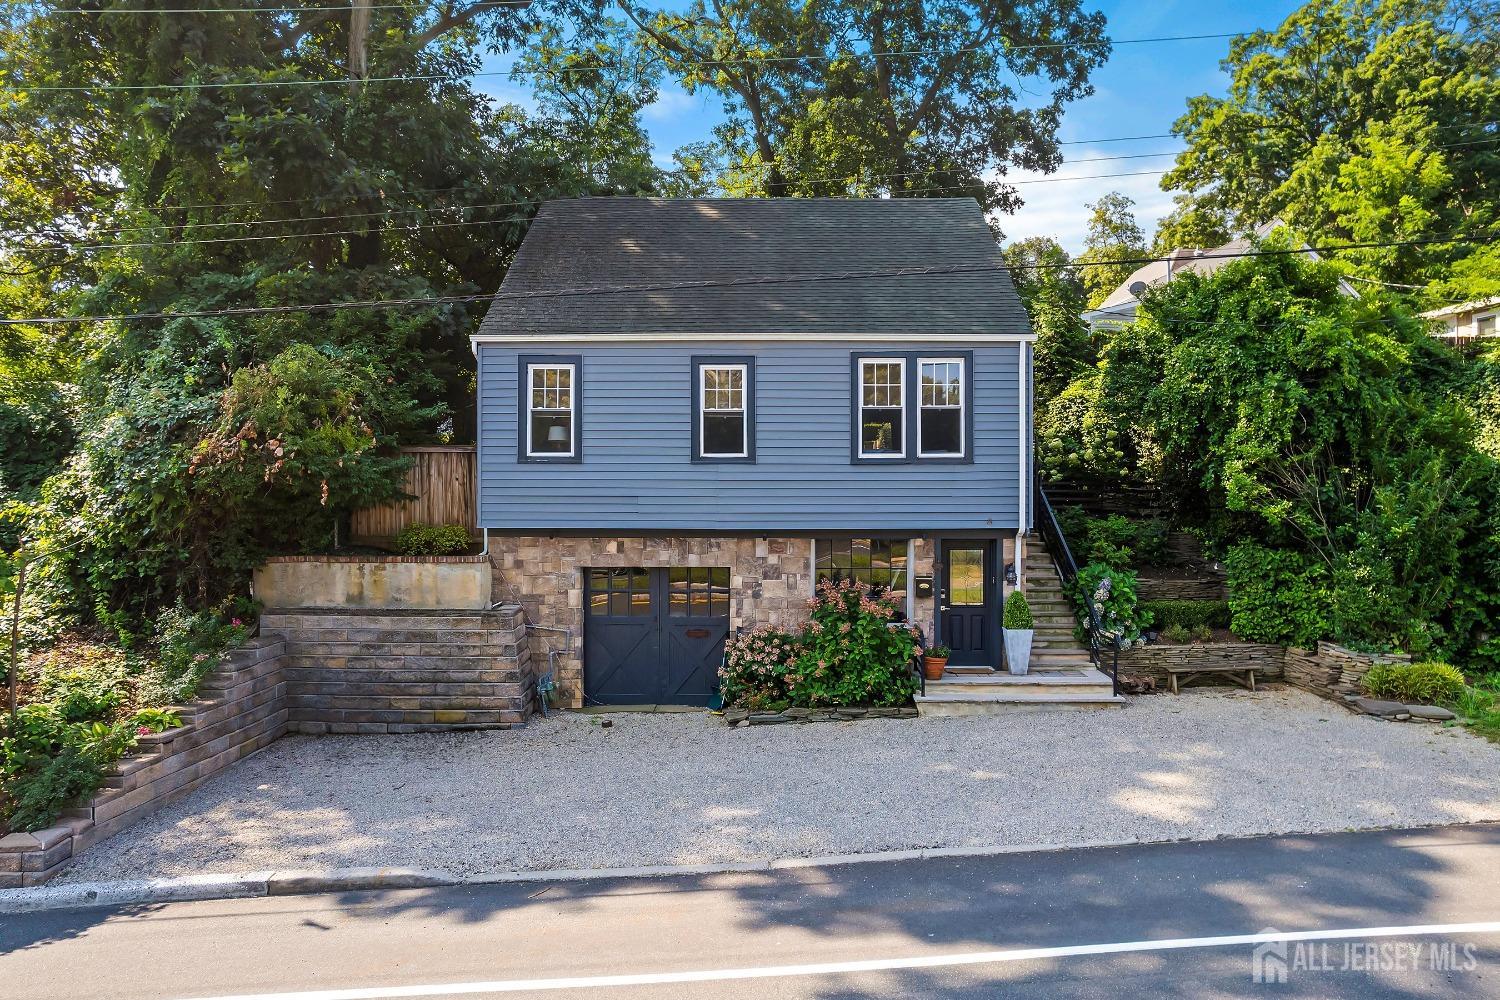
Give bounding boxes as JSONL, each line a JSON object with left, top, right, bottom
{"left": 4, "top": 29, "right": 1246, "bottom": 94}
{"left": 3, "top": 234, "right": 1493, "bottom": 326}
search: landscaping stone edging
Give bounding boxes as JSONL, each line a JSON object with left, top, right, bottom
{"left": 722, "top": 705, "right": 919, "bottom": 726}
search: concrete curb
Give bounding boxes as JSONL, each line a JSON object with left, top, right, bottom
{"left": 2, "top": 823, "right": 1492, "bottom": 914}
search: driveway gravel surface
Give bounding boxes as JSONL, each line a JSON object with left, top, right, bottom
{"left": 56, "top": 687, "right": 1500, "bottom": 883}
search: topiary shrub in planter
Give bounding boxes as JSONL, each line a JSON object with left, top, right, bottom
{"left": 1362, "top": 661, "right": 1466, "bottom": 705}
{"left": 1003, "top": 591, "right": 1034, "bottom": 675}
{"left": 393, "top": 523, "right": 472, "bottom": 556}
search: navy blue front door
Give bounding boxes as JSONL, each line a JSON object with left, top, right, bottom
{"left": 584, "top": 567, "right": 729, "bottom": 705}
{"left": 940, "top": 541, "right": 997, "bottom": 667}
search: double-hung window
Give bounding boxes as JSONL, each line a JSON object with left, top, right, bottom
{"left": 918, "top": 357, "right": 965, "bottom": 457}
{"left": 521, "top": 356, "right": 580, "bottom": 460}
{"left": 858, "top": 358, "right": 905, "bottom": 458}
{"left": 853, "top": 353, "right": 971, "bottom": 461}
{"left": 693, "top": 357, "right": 755, "bottom": 461}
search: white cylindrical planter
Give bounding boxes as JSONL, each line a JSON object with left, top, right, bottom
{"left": 1004, "top": 629, "right": 1034, "bottom": 675}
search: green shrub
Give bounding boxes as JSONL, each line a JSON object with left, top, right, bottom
{"left": 131, "top": 708, "right": 182, "bottom": 734}
{"left": 787, "top": 579, "right": 921, "bottom": 708}
{"left": 1361, "top": 661, "right": 1466, "bottom": 705}
{"left": 31, "top": 644, "right": 131, "bottom": 723}
{"left": 0, "top": 704, "right": 137, "bottom": 833}
{"left": 1224, "top": 544, "right": 1333, "bottom": 647}
{"left": 1084, "top": 514, "right": 1169, "bottom": 569}
{"left": 136, "top": 605, "right": 251, "bottom": 706}
{"left": 1003, "top": 591, "right": 1033, "bottom": 630}
{"left": 1070, "top": 562, "right": 1152, "bottom": 647}
{"left": 394, "top": 523, "right": 472, "bottom": 556}
{"left": 1141, "top": 599, "right": 1230, "bottom": 633}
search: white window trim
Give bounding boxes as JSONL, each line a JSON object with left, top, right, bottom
{"left": 916, "top": 356, "right": 966, "bottom": 458}
{"left": 1475, "top": 311, "right": 1498, "bottom": 338}
{"left": 698, "top": 363, "right": 749, "bottom": 458}
{"left": 525, "top": 362, "right": 576, "bottom": 458}
{"left": 858, "top": 357, "right": 907, "bottom": 459}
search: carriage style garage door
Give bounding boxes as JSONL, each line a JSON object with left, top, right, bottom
{"left": 583, "top": 567, "right": 730, "bottom": 706}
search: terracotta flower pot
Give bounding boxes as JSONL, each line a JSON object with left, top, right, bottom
{"left": 922, "top": 656, "right": 949, "bottom": 681}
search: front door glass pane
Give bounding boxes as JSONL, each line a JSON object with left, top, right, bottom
{"left": 948, "top": 548, "right": 985, "bottom": 605}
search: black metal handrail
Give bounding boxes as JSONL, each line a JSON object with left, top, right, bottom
{"left": 1034, "top": 481, "right": 1122, "bottom": 697}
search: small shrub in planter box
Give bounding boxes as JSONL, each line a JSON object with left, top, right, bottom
{"left": 1362, "top": 661, "right": 1466, "bottom": 705}
{"left": 394, "top": 522, "right": 472, "bottom": 556}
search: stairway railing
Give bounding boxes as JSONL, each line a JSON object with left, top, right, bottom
{"left": 1033, "top": 481, "right": 1121, "bottom": 698}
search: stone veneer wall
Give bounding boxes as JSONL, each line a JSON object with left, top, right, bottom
{"left": 0, "top": 638, "right": 288, "bottom": 888}
{"left": 1135, "top": 574, "right": 1230, "bottom": 602}
{"left": 488, "top": 535, "right": 938, "bottom": 707}
{"left": 1283, "top": 641, "right": 1411, "bottom": 700}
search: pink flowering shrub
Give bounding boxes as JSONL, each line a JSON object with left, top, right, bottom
{"left": 719, "top": 579, "right": 921, "bottom": 709}
{"left": 720, "top": 626, "right": 800, "bottom": 710}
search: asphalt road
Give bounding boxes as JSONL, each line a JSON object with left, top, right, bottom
{"left": 4, "top": 825, "right": 1500, "bottom": 999}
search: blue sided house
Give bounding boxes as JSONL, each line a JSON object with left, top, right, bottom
{"left": 472, "top": 197, "right": 1061, "bottom": 709}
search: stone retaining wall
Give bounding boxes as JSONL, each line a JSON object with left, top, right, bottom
{"left": 1136, "top": 574, "right": 1229, "bottom": 602}
{"left": 0, "top": 638, "right": 289, "bottom": 888}
{"left": 1284, "top": 642, "right": 1411, "bottom": 700}
{"left": 263, "top": 606, "right": 534, "bottom": 733}
{"left": 1117, "top": 642, "right": 1286, "bottom": 686}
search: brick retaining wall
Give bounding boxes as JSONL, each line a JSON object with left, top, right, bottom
{"left": 0, "top": 638, "right": 288, "bottom": 887}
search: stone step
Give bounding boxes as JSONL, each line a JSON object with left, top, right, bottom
{"left": 915, "top": 691, "right": 1126, "bottom": 716}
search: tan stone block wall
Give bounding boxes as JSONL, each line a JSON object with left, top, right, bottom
{"left": 490, "top": 535, "right": 939, "bottom": 707}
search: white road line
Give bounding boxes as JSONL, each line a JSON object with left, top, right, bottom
{"left": 182, "top": 920, "right": 1500, "bottom": 1000}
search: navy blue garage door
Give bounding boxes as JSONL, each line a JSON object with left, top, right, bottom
{"left": 583, "top": 567, "right": 730, "bottom": 706}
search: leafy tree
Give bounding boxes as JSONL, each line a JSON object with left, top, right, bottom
{"left": 0, "top": 0, "right": 663, "bottom": 622}
{"left": 1150, "top": 194, "right": 1232, "bottom": 256}
{"left": 1075, "top": 191, "right": 1146, "bottom": 308}
{"left": 1099, "top": 232, "right": 1499, "bottom": 660}
{"left": 1161, "top": 0, "right": 1500, "bottom": 289}
{"left": 622, "top": 0, "right": 1109, "bottom": 214}
{"left": 1003, "top": 236, "right": 1093, "bottom": 406}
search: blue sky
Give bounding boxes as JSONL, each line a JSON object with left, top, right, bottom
{"left": 477, "top": 1, "right": 1306, "bottom": 253}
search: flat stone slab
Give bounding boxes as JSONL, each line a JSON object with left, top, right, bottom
{"left": 1352, "top": 697, "right": 1410, "bottom": 717}
{"left": 1407, "top": 705, "right": 1457, "bottom": 721}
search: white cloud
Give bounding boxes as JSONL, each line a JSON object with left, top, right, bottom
{"left": 643, "top": 87, "right": 704, "bottom": 123}
{"left": 988, "top": 146, "right": 1180, "bottom": 254}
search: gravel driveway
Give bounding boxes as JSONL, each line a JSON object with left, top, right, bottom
{"left": 58, "top": 687, "right": 1500, "bottom": 883}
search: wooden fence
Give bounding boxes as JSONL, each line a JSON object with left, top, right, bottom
{"left": 350, "top": 446, "right": 478, "bottom": 544}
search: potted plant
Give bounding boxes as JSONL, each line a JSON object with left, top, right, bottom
{"left": 1003, "top": 590, "right": 1034, "bottom": 676}
{"left": 922, "top": 645, "right": 950, "bottom": 681}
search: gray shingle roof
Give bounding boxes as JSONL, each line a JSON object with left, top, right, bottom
{"left": 475, "top": 197, "right": 1030, "bottom": 338}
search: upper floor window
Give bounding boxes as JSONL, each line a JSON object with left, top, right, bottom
{"left": 918, "top": 358, "right": 965, "bottom": 457}
{"left": 521, "top": 356, "right": 581, "bottom": 461}
{"left": 693, "top": 357, "right": 755, "bottom": 461}
{"left": 858, "top": 358, "right": 905, "bottom": 458}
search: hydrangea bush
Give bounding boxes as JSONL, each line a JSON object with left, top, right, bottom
{"left": 718, "top": 579, "right": 921, "bottom": 710}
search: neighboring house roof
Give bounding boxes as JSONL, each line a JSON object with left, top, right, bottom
{"left": 1420, "top": 295, "right": 1500, "bottom": 320}
{"left": 1081, "top": 220, "right": 1357, "bottom": 328}
{"left": 475, "top": 197, "right": 1030, "bottom": 338}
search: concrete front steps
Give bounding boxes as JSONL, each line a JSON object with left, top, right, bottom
{"left": 915, "top": 665, "right": 1124, "bottom": 716}
{"left": 915, "top": 538, "right": 1124, "bottom": 716}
